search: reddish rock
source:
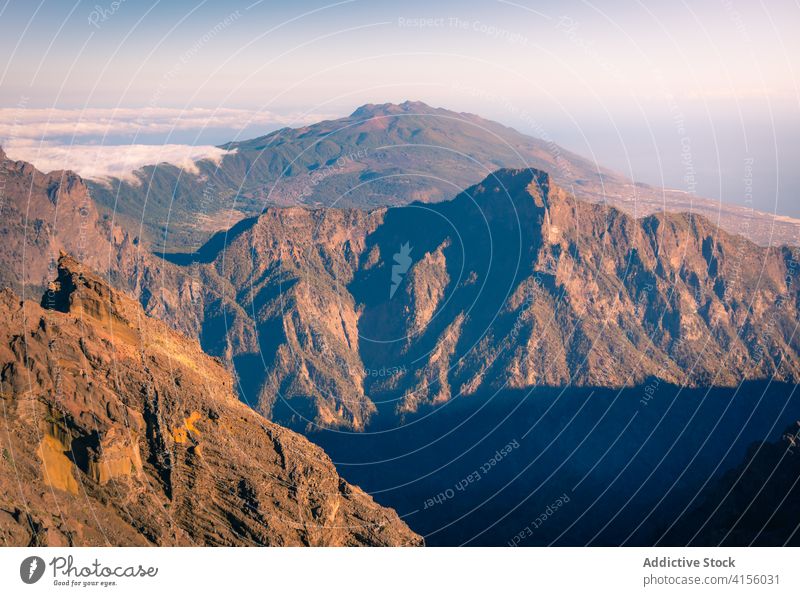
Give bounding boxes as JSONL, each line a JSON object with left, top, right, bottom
{"left": 0, "top": 255, "right": 422, "bottom": 546}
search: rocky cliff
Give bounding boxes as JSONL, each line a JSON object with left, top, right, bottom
{"left": 0, "top": 146, "right": 144, "bottom": 296}
{"left": 0, "top": 254, "right": 421, "bottom": 546}
{"left": 4, "top": 147, "right": 799, "bottom": 434}
{"left": 142, "top": 168, "right": 800, "bottom": 432}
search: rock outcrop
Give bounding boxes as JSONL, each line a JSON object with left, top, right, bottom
{"left": 0, "top": 254, "right": 421, "bottom": 546}
{"left": 0, "top": 147, "right": 141, "bottom": 296}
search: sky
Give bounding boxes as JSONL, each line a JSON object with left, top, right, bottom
{"left": 1, "top": 0, "right": 798, "bottom": 215}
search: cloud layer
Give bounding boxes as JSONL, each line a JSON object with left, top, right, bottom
{"left": 3, "top": 140, "right": 230, "bottom": 182}
{"left": 0, "top": 106, "right": 330, "bottom": 141}
{"left": 0, "top": 106, "right": 333, "bottom": 181}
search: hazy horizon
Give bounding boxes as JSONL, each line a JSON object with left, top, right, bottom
{"left": 1, "top": 0, "right": 798, "bottom": 216}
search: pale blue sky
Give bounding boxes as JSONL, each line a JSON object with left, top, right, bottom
{"left": 2, "top": 0, "right": 797, "bottom": 109}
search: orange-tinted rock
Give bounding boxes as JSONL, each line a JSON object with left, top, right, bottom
{"left": 0, "top": 256, "right": 421, "bottom": 546}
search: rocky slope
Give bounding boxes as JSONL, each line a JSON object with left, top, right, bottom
{"left": 138, "top": 168, "right": 800, "bottom": 432}
{"left": 0, "top": 254, "right": 421, "bottom": 546}
{"left": 83, "top": 102, "right": 800, "bottom": 251}
{"left": 0, "top": 147, "right": 143, "bottom": 297}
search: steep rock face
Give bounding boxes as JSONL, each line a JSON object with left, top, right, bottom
{"left": 4, "top": 133, "right": 800, "bottom": 436}
{"left": 143, "top": 168, "right": 800, "bottom": 432}
{"left": 436, "top": 169, "right": 800, "bottom": 393}
{"left": 0, "top": 147, "right": 142, "bottom": 297}
{"left": 7, "top": 150, "right": 793, "bottom": 434}
{"left": 158, "top": 207, "right": 385, "bottom": 431}
{"left": 0, "top": 255, "right": 421, "bottom": 546}
{"left": 220, "top": 206, "right": 385, "bottom": 431}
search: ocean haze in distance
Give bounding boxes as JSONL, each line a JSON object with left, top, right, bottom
{"left": 0, "top": 0, "right": 797, "bottom": 215}
{"left": 4, "top": 100, "right": 798, "bottom": 219}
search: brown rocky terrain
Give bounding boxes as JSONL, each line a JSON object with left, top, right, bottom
{"left": 3, "top": 148, "right": 800, "bottom": 436}
{"left": 0, "top": 254, "right": 421, "bottom": 546}
{"left": 0, "top": 147, "right": 142, "bottom": 297}
{"left": 3, "top": 145, "right": 800, "bottom": 548}
{"left": 138, "top": 168, "right": 800, "bottom": 432}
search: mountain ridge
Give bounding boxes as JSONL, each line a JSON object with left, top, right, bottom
{"left": 137, "top": 167, "right": 800, "bottom": 432}
{"left": 76, "top": 101, "right": 800, "bottom": 251}
{"left": 3, "top": 142, "right": 800, "bottom": 434}
{"left": 0, "top": 148, "right": 143, "bottom": 296}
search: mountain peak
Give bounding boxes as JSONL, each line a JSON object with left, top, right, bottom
{"left": 349, "top": 100, "right": 440, "bottom": 118}
{"left": 469, "top": 167, "right": 553, "bottom": 211}
{"left": 43, "top": 251, "right": 138, "bottom": 327}
{"left": 484, "top": 167, "right": 549, "bottom": 189}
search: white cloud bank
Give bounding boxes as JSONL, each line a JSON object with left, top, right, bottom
{"left": 0, "top": 106, "right": 335, "bottom": 181}
{"left": 3, "top": 140, "right": 231, "bottom": 182}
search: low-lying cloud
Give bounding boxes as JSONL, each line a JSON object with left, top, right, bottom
{"left": 3, "top": 140, "right": 231, "bottom": 182}
{"left": 0, "top": 106, "right": 334, "bottom": 180}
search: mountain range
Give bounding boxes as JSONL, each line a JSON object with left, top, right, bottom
{"left": 85, "top": 101, "right": 800, "bottom": 251}
{"left": 141, "top": 167, "right": 800, "bottom": 433}
{"left": 4, "top": 108, "right": 800, "bottom": 432}
{"left": 2, "top": 101, "right": 800, "bottom": 546}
